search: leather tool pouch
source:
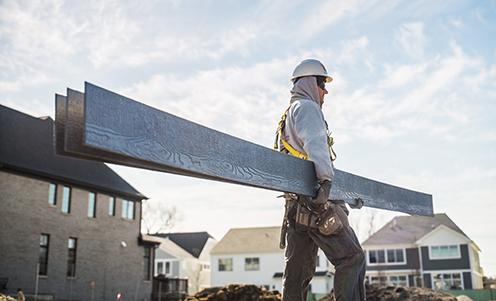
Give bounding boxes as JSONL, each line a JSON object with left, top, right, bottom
{"left": 296, "top": 201, "right": 343, "bottom": 235}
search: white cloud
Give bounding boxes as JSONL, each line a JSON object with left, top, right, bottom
{"left": 337, "top": 36, "right": 370, "bottom": 65}
{"left": 394, "top": 22, "right": 427, "bottom": 59}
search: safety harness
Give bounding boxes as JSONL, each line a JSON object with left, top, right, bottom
{"left": 273, "top": 100, "right": 337, "bottom": 161}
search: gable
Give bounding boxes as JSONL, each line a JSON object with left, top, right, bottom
{"left": 210, "top": 226, "right": 282, "bottom": 254}
{"left": 416, "top": 224, "right": 469, "bottom": 245}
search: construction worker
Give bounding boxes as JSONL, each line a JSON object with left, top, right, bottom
{"left": 277, "top": 59, "right": 366, "bottom": 301}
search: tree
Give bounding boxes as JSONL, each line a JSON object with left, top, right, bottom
{"left": 141, "top": 200, "right": 183, "bottom": 234}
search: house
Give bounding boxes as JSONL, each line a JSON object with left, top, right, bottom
{"left": 0, "top": 104, "right": 159, "bottom": 300}
{"left": 210, "top": 226, "right": 335, "bottom": 295}
{"left": 362, "top": 213, "right": 483, "bottom": 291}
{"left": 148, "top": 232, "right": 217, "bottom": 294}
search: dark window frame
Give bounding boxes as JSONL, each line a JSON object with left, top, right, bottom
{"left": 109, "top": 196, "right": 116, "bottom": 216}
{"left": 48, "top": 183, "right": 57, "bottom": 205}
{"left": 62, "top": 186, "right": 72, "bottom": 213}
{"left": 88, "top": 192, "right": 97, "bottom": 218}
{"left": 143, "top": 247, "right": 151, "bottom": 281}
{"left": 39, "top": 234, "right": 50, "bottom": 276}
{"left": 67, "top": 237, "right": 77, "bottom": 278}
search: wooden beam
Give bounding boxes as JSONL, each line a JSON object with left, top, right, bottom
{"left": 55, "top": 82, "right": 434, "bottom": 216}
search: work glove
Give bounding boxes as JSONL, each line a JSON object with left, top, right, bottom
{"left": 313, "top": 180, "right": 332, "bottom": 205}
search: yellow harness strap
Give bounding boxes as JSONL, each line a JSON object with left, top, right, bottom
{"left": 274, "top": 101, "right": 337, "bottom": 161}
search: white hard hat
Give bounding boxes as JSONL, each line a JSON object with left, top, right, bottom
{"left": 290, "top": 59, "right": 333, "bottom": 83}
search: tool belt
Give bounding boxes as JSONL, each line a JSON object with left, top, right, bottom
{"left": 295, "top": 200, "right": 343, "bottom": 235}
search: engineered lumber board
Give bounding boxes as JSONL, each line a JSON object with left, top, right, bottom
{"left": 75, "top": 82, "right": 433, "bottom": 216}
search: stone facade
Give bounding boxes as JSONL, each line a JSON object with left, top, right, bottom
{"left": 0, "top": 171, "right": 152, "bottom": 301}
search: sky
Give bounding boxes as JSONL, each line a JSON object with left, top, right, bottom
{"left": 1, "top": 0, "right": 495, "bottom": 278}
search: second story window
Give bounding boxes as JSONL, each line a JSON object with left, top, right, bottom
{"left": 431, "top": 245, "right": 459, "bottom": 259}
{"left": 369, "top": 250, "right": 385, "bottom": 264}
{"left": 62, "top": 186, "right": 71, "bottom": 213}
{"left": 219, "top": 258, "right": 233, "bottom": 271}
{"left": 387, "top": 249, "right": 405, "bottom": 263}
{"left": 245, "top": 257, "right": 259, "bottom": 271}
{"left": 122, "top": 200, "right": 134, "bottom": 219}
{"left": 88, "top": 193, "right": 96, "bottom": 218}
{"left": 369, "top": 248, "right": 405, "bottom": 265}
{"left": 48, "top": 183, "right": 57, "bottom": 205}
{"left": 109, "top": 196, "right": 116, "bottom": 216}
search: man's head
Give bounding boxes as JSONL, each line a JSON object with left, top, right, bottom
{"left": 291, "top": 59, "right": 332, "bottom": 83}
{"left": 292, "top": 59, "right": 332, "bottom": 106}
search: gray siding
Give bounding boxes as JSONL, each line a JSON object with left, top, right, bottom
{"left": 421, "top": 245, "right": 470, "bottom": 271}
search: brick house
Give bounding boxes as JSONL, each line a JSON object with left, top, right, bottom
{"left": 362, "top": 213, "right": 483, "bottom": 290}
{"left": 0, "top": 105, "right": 158, "bottom": 300}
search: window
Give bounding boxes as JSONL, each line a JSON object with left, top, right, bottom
{"left": 88, "top": 192, "right": 96, "bottom": 218}
{"left": 39, "top": 234, "right": 49, "bottom": 276}
{"left": 369, "top": 250, "right": 385, "bottom": 264}
{"left": 389, "top": 275, "right": 408, "bottom": 286}
{"left": 122, "top": 200, "right": 134, "bottom": 219}
{"left": 370, "top": 275, "right": 407, "bottom": 286}
{"left": 433, "top": 273, "right": 462, "bottom": 290}
{"left": 62, "top": 186, "right": 71, "bottom": 213}
{"left": 316, "top": 255, "right": 320, "bottom": 267}
{"left": 370, "top": 276, "right": 387, "bottom": 286}
{"left": 109, "top": 196, "right": 116, "bottom": 216}
{"left": 368, "top": 249, "right": 405, "bottom": 264}
{"left": 387, "top": 249, "right": 405, "bottom": 263}
{"left": 245, "top": 257, "right": 259, "bottom": 271}
{"left": 219, "top": 258, "right": 233, "bottom": 271}
{"left": 143, "top": 247, "right": 151, "bottom": 280}
{"left": 48, "top": 183, "right": 57, "bottom": 205}
{"left": 156, "top": 261, "right": 172, "bottom": 276}
{"left": 67, "top": 238, "right": 77, "bottom": 277}
{"left": 431, "top": 245, "right": 459, "bottom": 259}
{"left": 199, "top": 263, "right": 210, "bottom": 271}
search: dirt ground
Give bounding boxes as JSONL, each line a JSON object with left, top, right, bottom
{"left": 0, "top": 294, "right": 16, "bottom": 301}
{"left": 185, "top": 283, "right": 474, "bottom": 301}
{"left": 185, "top": 283, "right": 281, "bottom": 301}
{"left": 318, "top": 284, "right": 472, "bottom": 301}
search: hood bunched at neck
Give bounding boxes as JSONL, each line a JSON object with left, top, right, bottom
{"left": 290, "top": 77, "right": 320, "bottom": 106}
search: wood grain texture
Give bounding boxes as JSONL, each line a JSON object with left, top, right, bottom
{"left": 54, "top": 82, "right": 433, "bottom": 216}
{"left": 79, "top": 82, "right": 433, "bottom": 216}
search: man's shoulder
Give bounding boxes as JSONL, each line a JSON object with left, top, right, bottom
{"left": 291, "top": 98, "right": 320, "bottom": 113}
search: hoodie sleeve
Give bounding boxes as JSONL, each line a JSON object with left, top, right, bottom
{"left": 286, "top": 99, "right": 334, "bottom": 182}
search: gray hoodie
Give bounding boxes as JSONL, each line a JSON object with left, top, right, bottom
{"left": 282, "top": 76, "right": 335, "bottom": 183}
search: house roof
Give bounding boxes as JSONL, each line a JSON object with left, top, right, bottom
{"left": 143, "top": 234, "right": 195, "bottom": 259}
{"left": 210, "top": 226, "right": 282, "bottom": 255}
{"left": 0, "top": 105, "right": 145, "bottom": 200}
{"left": 151, "top": 232, "right": 214, "bottom": 258}
{"left": 362, "top": 213, "right": 468, "bottom": 246}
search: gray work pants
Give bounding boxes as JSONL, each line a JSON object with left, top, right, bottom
{"left": 282, "top": 203, "right": 366, "bottom": 301}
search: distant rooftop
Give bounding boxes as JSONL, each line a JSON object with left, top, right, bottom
{"left": 151, "top": 232, "right": 214, "bottom": 258}
{"left": 362, "top": 213, "right": 467, "bottom": 246}
{"left": 210, "top": 226, "right": 282, "bottom": 255}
